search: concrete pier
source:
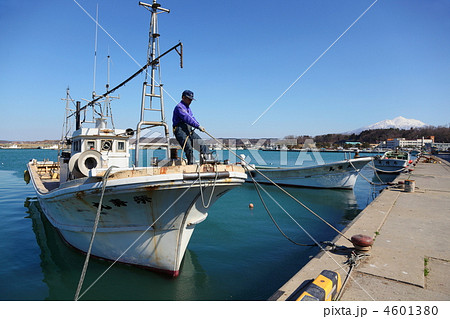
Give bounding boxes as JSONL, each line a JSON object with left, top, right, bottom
{"left": 270, "top": 156, "right": 450, "bottom": 301}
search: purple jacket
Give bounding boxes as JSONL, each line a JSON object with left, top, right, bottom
{"left": 172, "top": 101, "right": 200, "bottom": 128}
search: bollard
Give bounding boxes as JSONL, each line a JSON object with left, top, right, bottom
{"left": 404, "top": 179, "right": 415, "bottom": 193}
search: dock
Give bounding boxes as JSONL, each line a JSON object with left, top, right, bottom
{"left": 270, "top": 156, "right": 450, "bottom": 301}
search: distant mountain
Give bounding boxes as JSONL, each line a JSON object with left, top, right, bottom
{"left": 347, "top": 116, "right": 427, "bottom": 134}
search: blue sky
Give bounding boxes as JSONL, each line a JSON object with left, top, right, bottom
{"left": 1, "top": 0, "right": 449, "bottom": 141}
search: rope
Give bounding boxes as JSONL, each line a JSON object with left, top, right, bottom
{"left": 180, "top": 128, "right": 194, "bottom": 164}
{"left": 203, "top": 129, "right": 353, "bottom": 244}
{"left": 348, "top": 159, "right": 386, "bottom": 186}
{"left": 248, "top": 168, "right": 317, "bottom": 247}
{"left": 75, "top": 175, "right": 201, "bottom": 300}
{"left": 197, "top": 163, "right": 220, "bottom": 208}
{"left": 74, "top": 165, "right": 117, "bottom": 301}
{"left": 367, "top": 163, "right": 408, "bottom": 174}
{"left": 335, "top": 251, "right": 369, "bottom": 301}
{"left": 371, "top": 158, "right": 385, "bottom": 183}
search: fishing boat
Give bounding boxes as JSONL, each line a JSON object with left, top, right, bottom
{"left": 26, "top": 1, "right": 246, "bottom": 276}
{"left": 245, "top": 157, "right": 372, "bottom": 189}
{"left": 373, "top": 150, "right": 411, "bottom": 174}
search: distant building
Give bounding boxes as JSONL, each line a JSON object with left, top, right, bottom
{"left": 384, "top": 137, "right": 434, "bottom": 149}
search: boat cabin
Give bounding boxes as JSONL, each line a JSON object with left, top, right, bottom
{"left": 59, "top": 119, "right": 132, "bottom": 182}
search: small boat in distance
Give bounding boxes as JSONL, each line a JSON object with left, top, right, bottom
{"left": 245, "top": 157, "right": 372, "bottom": 189}
{"left": 26, "top": 1, "right": 247, "bottom": 277}
{"left": 373, "top": 150, "right": 411, "bottom": 174}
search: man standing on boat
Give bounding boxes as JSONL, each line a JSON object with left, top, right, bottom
{"left": 172, "top": 90, "right": 210, "bottom": 164}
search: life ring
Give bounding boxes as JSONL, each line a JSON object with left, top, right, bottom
{"left": 68, "top": 152, "right": 84, "bottom": 179}
{"left": 78, "top": 150, "right": 102, "bottom": 176}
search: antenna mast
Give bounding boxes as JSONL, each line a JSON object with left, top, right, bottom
{"left": 135, "top": 1, "right": 172, "bottom": 166}
{"left": 92, "top": 3, "right": 99, "bottom": 99}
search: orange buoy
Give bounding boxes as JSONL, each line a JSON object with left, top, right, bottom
{"left": 249, "top": 203, "right": 254, "bottom": 209}
{"left": 351, "top": 234, "right": 373, "bottom": 251}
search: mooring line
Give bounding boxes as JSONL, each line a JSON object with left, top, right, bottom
{"left": 248, "top": 169, "right": 317, "bottom": 247}
{"left": 348, "top": 159, "right": 386, "bottom": 186}
{"left": 75, "top": 176, "right": 200, "bottom": 300}
{"left": 204, "top": 129, "right": 376, "bottom": 300}
{"left": 247, "top": 168, "right": 375, "bottom": 301}
{"left": 204, "top": 129, "right": 352, "bottom": 242}
{"left": 75, "top": 165, "right": 117, "bottom": 301}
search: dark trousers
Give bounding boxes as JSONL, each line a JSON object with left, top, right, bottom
{"left": 174, "top": 123, "right": 209, "bottom": 164}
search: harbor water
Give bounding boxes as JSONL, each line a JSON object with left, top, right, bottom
{"left": 0, "top": 149, "right": 395, "bottom": 300}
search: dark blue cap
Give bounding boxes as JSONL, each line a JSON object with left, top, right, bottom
{"left": 182, "top": 90, "right": 195, "bottom": 100}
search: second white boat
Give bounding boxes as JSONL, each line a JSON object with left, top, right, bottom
{"left": 246, "top": 157, "right": 372, "bottom": 189}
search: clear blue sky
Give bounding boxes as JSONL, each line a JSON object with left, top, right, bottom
{"left": 1, "top": 0, "right": 449, "bottom": 141}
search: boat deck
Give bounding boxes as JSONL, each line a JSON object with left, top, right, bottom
{"left": 28, "top": 161, "right": 61, "bottom": 193}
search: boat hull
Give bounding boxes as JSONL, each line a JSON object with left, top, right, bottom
{"left": 28, "top": 163, "right": 246, "bottom": 276}
{"left": 246, "top": 158, "right": 372, "bottom": 189}
{"left": 373, "top": 151, "right": 410, "bottom": 174}
{"left": 373, "top": 158, "right": 409, "bottom": 173}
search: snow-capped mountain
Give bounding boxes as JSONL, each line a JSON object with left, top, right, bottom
{"left": 347, "top": 116, "right": 427, "bottom": 134}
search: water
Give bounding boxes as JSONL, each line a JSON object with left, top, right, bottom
{"left": 0, "top": 149, "right": 395, "bottom": 300}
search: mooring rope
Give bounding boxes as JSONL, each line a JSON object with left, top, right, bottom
{"left": 246, "top": 166, "right": 375, "bottom": 300}
{"left": 203, "top": 129, "right": 353, "bottom": 243}
{"left": 348, "top": 159, "right": 386, "bottom": 186}
{"left": 75, "top": 175, "right": 201, "bottom": 300}
{"left": 197, "top": 163, "right": 219, "bottom": 208}
{"left": 248, "top": 169, "right": 317, "bottom": 247}
{"left": 74, "top": 165, "right": 117, "bottom": 301}
{"left": 335, "top": 251, "right": 370, "bottom": 301}
{"left": 366, "top": 163, "right": 408, "bottom": 174}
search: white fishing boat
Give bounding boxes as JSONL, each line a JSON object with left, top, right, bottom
{"left": 26, "top": 1, "right": 246, "bottom": 276}
{"left": 245, "top": 157, "right": 372, "bottom": 189}
{"left": 373, "top": 150, "right": 411, "bottom": 174}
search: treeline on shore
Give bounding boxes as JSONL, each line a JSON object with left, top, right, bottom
{"left": 285, "top": 126, "right": 450, "bottom": 148}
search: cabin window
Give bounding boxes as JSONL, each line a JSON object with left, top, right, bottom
{"left": 87, "top": 140, "right": 96, "bottom": 150}
{"left": 101, "top": 140, "right": 113, "bottom": 151}
{"left": 117, "top": 141, "right": 125, "bottom": 152}
{"left": 73, "top": 140, "right": 81, "bottom": 152}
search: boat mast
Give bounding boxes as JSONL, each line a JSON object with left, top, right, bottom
{"left": 89, "top": 6, "right": 118, "bottom": 130}
{"left": 61, "top": 87, "right": 75, "bottom": 142}
{"left": 135, "top": 1, "right": 171, "bottom": 166}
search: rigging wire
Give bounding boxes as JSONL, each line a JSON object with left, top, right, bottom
{"left": 72, "top": 0, "right": 178, "bottom": 104}
{"left": 252, "top": 0, "right": 379, "bottom": 125}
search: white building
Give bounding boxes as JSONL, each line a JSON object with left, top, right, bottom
{"left": 385, "top": 137, "right": 434, "bottom": 149}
